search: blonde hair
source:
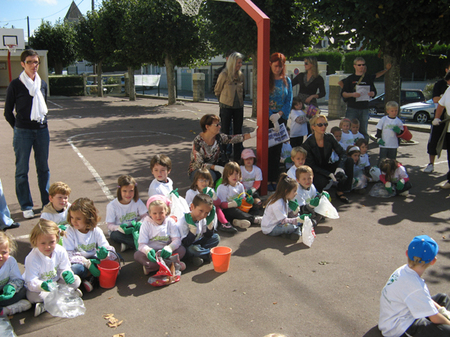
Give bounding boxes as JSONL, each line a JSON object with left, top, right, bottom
{"left": 223, "top": 162, "right": 241, "bottom": 185}
{"left": 295, "top": 165, "right": 313, "bottom": 180}
{"left": 225, "top": 52, "right": 244, "bottom": 83}
{"left": 49, "top": 181, "right": 71, "bottom": 197}
{"left": 310, "top": 114, "right": 328, "bottom": 127}
{"left": 0, "top": 232, "right": 17, "bottom": 255}
{"left": 304, "top": 56, "right": 319, "bottom": 77}
{"left": 67, "top": 198, "right": 100, "bottom": 231}
{"left": 117, "top": 175, "right": 139, "bottom": 202}
{"left": 148, "top": 199, "right": 170, "bottom": 215}
{"left": 385, "top": 101, "right": 399, "bottom": 110}
{"left": 408, "top": 257, "right": 433, "bottom": 269}
{"left": 30, "top": 219, "right": 62, "bottom": 248}
{"left": 339, "top": 118, "right": 351, "bottom": 128}
{"left": 291, "top": 146, "right": 307, "bottom": 159}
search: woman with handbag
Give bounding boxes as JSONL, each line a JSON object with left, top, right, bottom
{"left": 188, "top": 114, "right": 257, "bottom": 183}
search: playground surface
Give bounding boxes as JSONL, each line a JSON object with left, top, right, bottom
{"left": 0, "top": 96, "right": 449, "bottom": 337}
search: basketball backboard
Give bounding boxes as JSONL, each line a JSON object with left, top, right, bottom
{"left": 0, "top": 28, "right": 25, "bottom": 50}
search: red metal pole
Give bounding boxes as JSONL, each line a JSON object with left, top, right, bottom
{"left": 7, "top": 50, "right": 12, "bottom": 82}
{"left": 234, "top": 0, "right": 270, "bottom": 195}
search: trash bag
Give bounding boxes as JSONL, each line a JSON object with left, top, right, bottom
{"left": 369, "top": 182, "right": 396, "bottom": 198}
{"left": 167, "top": 192, "right": 189, "bottom": 223}
{"left": 0, "top": 317, "right": 16, "bottom": 337}
{"left": 43, "top": 283, "right": 86, "bottom": 318}
{"left": 148, "top": 252, "right": 182, "bottom": 287}
{"left": 369, "top": 167, "right": 381, "bottom": 182}
{"left": 301, "top": 216, "right": 316, "bottom": 248}
{"left": 314, "top": 195, "right": 339, "bottom": 219}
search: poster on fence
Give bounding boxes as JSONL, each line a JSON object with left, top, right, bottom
{"left": 134, "top": 75, "right": 161, "bottom": 87}
{"left": 268, "top": 123, "right": 290, "bottom": 148}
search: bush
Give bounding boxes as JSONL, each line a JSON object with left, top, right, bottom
{"left": 49, "top": 75, "right": 84, "bottom": 96}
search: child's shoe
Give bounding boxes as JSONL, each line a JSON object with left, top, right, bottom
{"left": 143, "top": 265, "right": 150, "bottom": 275}
{"left": 34, "top": 302, "right": 46, "bottom": 317}
{"left": 252, "top": 216, "right": 263, "bottom": 225}
{"left": 120, "top": 243, "right": 129, "bottom": 253}
{"left": 398, "top": 190, "right": 409, "bottom": 196}
{"left": 191, "top": 257, "right": 204, "bottom": 267}
{"left": 1, "top": 299, "right": 32, "bottom": 316}
{"left": 218, "top": 222, "right": 238, "bottom": 233}
{"left": 233, "top": 219, "right": 251, "bottom": 229}
{"left": 179, "top": 261, "right": 186, "bottom": 271}
{"left": 75, "top": 288, "right": 83, "bottom": 297}
{"left": 82, "top": 276, "right": 95, "bottom": 292}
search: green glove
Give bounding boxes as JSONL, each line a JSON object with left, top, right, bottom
{"left": 385, "top": 182, "right": 393, "bottom": 194}
{"left": 321, "top": 191, "right": 331, "bottom": 201}
{"left": 0, "top": 284, "right": 16, "bottom": 301}
{"left": 62, "top": 270, "right": 75, "bottom": 285}
{"left": 120, "top": 223, "right": 134, "bottom": 235}
{"left": 309, "top": 196, "right": 320, "bottom": 207}
{"left": 96, "top": 246, "right": 108, "bottom": 260}
{"left": 41, "top": 280, "right": 54, "bottom": 292}
{"left": 147, "top": 249, "right": 156, "bottom": 263}
{"left": 396, "top": 179, "right": 405, "bottom": 190}
{"left": 392, "top": 126, "right": 402, "bottom": 134}
{"left": 233, "top": 197, "right": 243, "bottom": 207}
{"left": 88, "top": 259, "right": 101, "bottom": 277}
{"left": 202, "top": 187, "right": 214, "bottom": 198}
{"left": 377, "top": 138, "right": 385, "bottom": 146}
{"left": 246, "top": 195, "right": 254, "bottom": 205}
{"left": 285, "top": 157, "right": 293, "bottom": 164}
{"left": 170, "top": 188, "right": 180, "bottom": 198}
{"left": 297, "top": 213, "right": 311, "bottom": 224}
{"left": 205, "top": 206, "right": 216, "bottom": 227}
{"left": 58, "top": 224, "right": 67, "bottom": 231}
{"left": 288, "top": 200, "right": 299, "bottom": 212}
{"left": 161, "top": 246, "right": 172, "bottom": 259}
{"left": 132, "top": 220, "right": 142, "bottom": 233}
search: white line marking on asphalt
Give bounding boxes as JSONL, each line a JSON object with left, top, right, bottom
{"left": 48, "top": 100, "right": 64, "bottom": 109}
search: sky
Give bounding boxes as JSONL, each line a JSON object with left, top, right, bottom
{"left": 1, "top": 0, "right": 95, "bottom": 42}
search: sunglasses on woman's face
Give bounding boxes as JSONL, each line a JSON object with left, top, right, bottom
{"left": 315, "top": 123, "right": 328, "bottom": 127}
{"left": 304, "top": 62, "right": 309, "bottom": 65}
{"left": 211, "top": 123, "right": 221, "bottom": 127}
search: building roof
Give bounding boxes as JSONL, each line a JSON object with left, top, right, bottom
{"left": 64, "top": 1, "right": 83, "bottom": 23}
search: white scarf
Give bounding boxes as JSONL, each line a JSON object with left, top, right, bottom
{"left": 19, "top": 71, "right": 48, "bottom": 123}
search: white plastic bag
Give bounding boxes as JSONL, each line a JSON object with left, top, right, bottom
{"left": 168, "top": 193, "right": 189, "bottom": 222}
{"left": 43, "top": 284, "right": 86, "bottom": 318}
{"left": 314, "top": 195, "right": 339, "bottom": 219}
{"left": 301, "top": 216, "right": 316, "bottom": 247}
{"left": 369, "top": 182, "right": 396, "bottom": 198}
{"left": 369, "top": 167, "right": 381, "bottom": 182}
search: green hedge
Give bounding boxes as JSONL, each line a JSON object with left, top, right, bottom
{"left": 49, "top": 75, "right": 84, "bottom": 96}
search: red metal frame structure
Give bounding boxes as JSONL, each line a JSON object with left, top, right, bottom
{"left": 234, "top": 0, "right": 270, "bottom": 195}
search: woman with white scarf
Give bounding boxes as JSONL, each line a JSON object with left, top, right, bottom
{"left": 4, "top": 49, "right": 49, "bottom": 219}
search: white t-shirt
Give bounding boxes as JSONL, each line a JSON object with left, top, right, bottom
{"left": 106, "top": 198, "right": 148, "bottom": 232}
{"left": 0, "top": 256, "right": 23, "bottom": 291}
{"left": 289, "top": 109, "right": 308, "bottom": 137}
{"left": 287, "top": 165, "right": 299, "bottom": 180}
{"left": 379, "top": 264, "right": 438, "bottom": 337}
{"left": 340, "top": 131, "right": 355, "bottom": 149}
{"left": 281, "top": 143, "right": 294, "bottom": 170}
{"left": 377, "top": 116, "right": 404, "bottom": 149}
{"left": 148, "top": 178, "right": 173, "bottom": 198}
{"left": 217, "top": 182, "right": 245, "bottom": 203}
{"left": 185, "top": 187, "right": 216, "bottom": 206}
{"left": 23, "top": 245, "right": 72, "bottom": 293}
{"left": 138, "top": 216, "right": 181, "bottom": 253}
{"left": 63, "top": 226, "right": 115, "bottom": 261}
{"left": 380, "top": 165, "right": 409, "bottom": 184}
{"left": 178, "top": 214, "right": 208, "bottom": 241}
{"left": 438, "top": 86, "right": 450, "bottom": 132}
{"left": 40, "top": 202, "right": 71, "bottom": 226}
{"left": 295, "top": 184, "right": 317, "bottom": 207}
{"left": 358, "top": 153, "right": 370, "bottom": 170}
{"left": 261, "top": 198, "right": 289, "bottom": 234}
{"left": 352, "top": 131, "right": 365, "bottom": 143}
{"left": 240, "top": 165, "right": 263, "bottom": 191}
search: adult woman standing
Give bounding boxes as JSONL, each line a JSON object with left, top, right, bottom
{"left": 188, "top": 114, "right": 257, "bottom": 182}
{"left": 268, "top": 52, "right": 293, "bottom": 191}
{"left": 301, "top": 114, "right": 353, "bottom": 203}
{"left": 291, "top": 56, "right": 325, "bottom": 108}
{"left": 214, "top": 52, "right": 245, "bottom": 161}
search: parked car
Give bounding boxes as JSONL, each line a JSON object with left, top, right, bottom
{"left": 400, "top": 99, "right": 437, "bottom": 124}
{"left": 368, "top": 89, "right": 426, "bottom": 115}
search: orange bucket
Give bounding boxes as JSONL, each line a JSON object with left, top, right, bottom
{"left": 210, "top": 246, "right": 232, "bottom": 273}
{"left": 98, "top": 260, "right": 120, "bottom": 289}
{"left": 397, "top": 125, "right": 412, "bottom": 141}
{"left": 238, "top": 199, "right": 252, "bottom": 213}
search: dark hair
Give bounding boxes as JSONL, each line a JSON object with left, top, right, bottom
{"left": 292, "top": 97, "right": 304, "bottom": 110}
{"left": 190, "top": 168, "right": 213, "bottom": 191}
{"left": 67, "top": 198, "right": 100, "bottom": 231}
{"left": 379, "top": 158, "right": 401, "bottom": 182}
{"left": 150, "top": 154, "right": 172, "bottom": 171}
{"left": 117, "top": 175, "right": 139, "bottom": 202}
{"left": 355, "top": 138, "right": 368, "bottom": 148}
{"left": 199, "top": 114, "right": 220, "bottom": 132}
{"left": 445, "top": 70, "right": 450, "bottom": 82}
{"left": 20, "top": 49, "right": 39, "bottom": 63}
{"left": 192, "top": 193, "right": 214, "bottom": 209}
{"left": 266, "top": 173, "right": 298, "bottom": 206}
{"left": 269, "top": 52, "right": 287, "bottom": 92}
{"left": 223, "top": 162, "right": 241, "bottom": 185}
{"left": 330, "top": 126, "right": 341, "bottom": 135}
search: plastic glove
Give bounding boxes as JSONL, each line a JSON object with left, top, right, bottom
{"left": 161, "top": 246, "right": 172, "bottom": 259}
{"left": 392, "top": 126, "right": 402, "bottom": 134}
{"left": 297, "top": 213, "right": 311, "bottom": 224}
{"left": 185, "top": 214, "right": 198, "bottom": 235}
{"left": 439, "top": 307, "right": 450, "bottom": 320}
{"left": 321, "top": 191, "right": 331, "bottom": 201}
{"left": 205, "top": 206, "right": 216, "bottom": 229}
{"left": 269, "top": 113, "right": 280, "bottom": 124}
{"left": 119, "top": 223, "right": 134, "bottom": 235}
{"left": 227, "top": 200, "right": 238, "bottom": 208}
{"left": 41, "top": 280, "right": 54, "bottom": 292}
{"left": 233, "top": 197, "right": 243, "bottom": 207}
{"left": 309, "top": 196, "right": 320, "bottom": 208}
{"left": 246, "top": 194, "right": 254, "bottom": 205}
{"left": 214, "top": 165, "right": 224, "bottom": 175}
{"left": 62, "top": 270, "right": 75, "bottom": 285}
{"left": 58, "top": 224, "right": 67, "bottom": 231}
{"left": 96, "top": 246, "right": 108, "bottom": 260}
{"left": 377, "top": 138, "right": 385, "bottom": 146}
{"left": 0, "top": 284, "right": 16, "bottom": 301}
{"left": 396, "top": 178, "right": 405, "bottom": 190}
{"left": 147, "top": 248, "right": 157, "bottom": 263}
{"left": 432, "top": 118, "right": 441, "bottom": 126}
{"left": 272, "top": 120, "right": 280, "bottom": 132}
{"left": 249, "top": 126, "right": 258, "bottom": 138}
{"left": 288, "top": 200, "right": 300, "bottom": 213}
{"left": 88, "top": 259, "right": 101, "bottom": 277}
{"left": 334, "top": 168, "right": 347, "bottom": 182}
{"left": 329, "top": 173, "right": 337, "bottom": 182}
{"left": 202, "top": 187, "right": 215, "bottom": 199}
{"left": 385, "top": 181, "right": 393, "bottom": 194}
{"left": 169, "top": 188, "right": 180, "bottom": 198}
{"left": 132, "top": 220, "right": 142, "bottom": 233}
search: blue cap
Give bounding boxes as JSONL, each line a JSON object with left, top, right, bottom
{"left": 408, "top": 235, "right": 438, "bottom": 263}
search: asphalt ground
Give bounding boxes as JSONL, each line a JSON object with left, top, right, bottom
{"left": 0, "top": 96, "right": 449, "bottom": 337}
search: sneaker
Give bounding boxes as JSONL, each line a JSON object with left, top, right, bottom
{"left": 23, "top": 209, "right": 34, "bottom": 219}
{"left": 398, "top": 190, "right": 409, "bottom": 196}
{"left": 289, "top": 232, "right": 301, "bottom": 241}
{"left": 120, "top": 243, "right": 129, "bottom": 253}
{"left": 143, "top": 265, "right": 150, "bottom": 275}
{"left": 75, "top": 288, "right": 83, "bottom": 297}
{"left": 2, "top": 299, "right": 32, "bottom": 316}
{"left": 218, "top": 222, "right": 238, "bottom": 233}
{"left": 34, "top": 302, "right": 46, "bottom": 317}
{"left": 423, "top": 163, "right": 434, "bottom": 173}
{"left": 233, "top": 219, "right": 251, "bottom": 229}
{"left": 253, "top": 216, "right": 263, "bottom": 225}
{"left": 441, "top": 181, "right": 450, "bottom": 189}
{"left": 191, "top": 257, "right": 204, "bottom": 267}
{"left": 179, "top": 261, "right": 186, "bottom": 271}
{"left": 4, "top": 222, "right": 20, "bottom": 231}
{"left": 82, "top": 277, "right": 94, "bottom": 292}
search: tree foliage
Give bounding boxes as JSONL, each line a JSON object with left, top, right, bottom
{"left": 29, "top": 21, "right": 77, "bottom": 75}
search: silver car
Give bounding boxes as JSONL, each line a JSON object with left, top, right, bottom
{"left": 400, "top": 99, "right": 437, "bottom": 124}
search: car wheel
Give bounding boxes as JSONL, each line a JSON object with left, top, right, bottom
{"left": 414, "top": 111, "right": 429, "bottom": 124}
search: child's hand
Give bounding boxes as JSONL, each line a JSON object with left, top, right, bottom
{"left": 392, "top": 126, "right": 402, "bottom": 134}
{"left": 96, "top": 246, "right": 109, "bottom": 260}
{"left": 87, "top": 259, "right": 101, "bottom": 277}
{"left": 297, "top": 213, "right": 311, "bottom": 224}
{"left": 288, "top": 200, "right": 299, "bottom": 213}
{"left": 377, "top": 138, "right": 385, "bottom": 146}
{"left": 169, "top": 188, "right": 180, "bottom": 198}
{"left": 119, "top": 223, "right": 134, "bottom": 235}
{"left": 41, "top": 280, "right": 54, "bottom": 292}
{"left": 246, "top": 194, "right": 254, "bottom": 205}
{"left": 439, "top": 307, "right": 450, "bottom": 320}
{"left": 285, "top": 157, "right": 293, "bottom": 164}
{"left": 321, "top": 191, "right": 331, "bottom": 201}
{"left": 396, "top": 179, "right": 405, "bottom": 190}
{"left": 0, "top": 284, "right": 16, "bottom": 301}
{"left": 161, "top": 246, "right": 172, "bottom": 259}
{"left": 147, "top": 249, "right": 157, "bottom": 263}
{"left": 205, "top": 206, "right": 216, "bottom": 228}
{"left": 309, "top": 196, "right": 320, "bottom": 208}
{"left": 202, "top": 187, "right": 215, "bottom": 199}
{"left": 132, "top": 220, "right": 142, "bottom": 233}
{"left": 385, "top": 182, "right": 393, "bottom": 194}
{"left": 233, "top": 198, "right": 243, "bottom": 207}
{"left": 62, "top": 270, "right": 75, "bottom": 285}
{"left": 58, "top": 224, "right": 67, "bottom": 231}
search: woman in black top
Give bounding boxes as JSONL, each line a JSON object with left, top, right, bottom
{"left": 291, "top": 56, "right": 325, "bottom": 108}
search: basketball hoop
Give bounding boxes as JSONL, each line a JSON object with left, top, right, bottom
{"left": 6, "top": 44, "right": 17, "bottom": 54}
{"left": 176, "top": 0, "right": 235, "bottom": 16}
{"left": 6, "top": 44, "right": 17, "bottom": 83}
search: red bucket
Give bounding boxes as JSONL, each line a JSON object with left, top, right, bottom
{"left": 98, "top": 260, "right": 120, "bottom": 289}
{"left": 397, "top": 125, "right": 412, "bottom": 141}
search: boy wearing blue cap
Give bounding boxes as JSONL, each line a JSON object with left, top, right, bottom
{"left": 379, "top": 235, "right": 450, "bottom": 337}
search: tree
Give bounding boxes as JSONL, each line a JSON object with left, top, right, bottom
{"left": 29, "top": 21, "right": 77, "bottom": 74}
{"left": 313, "top": 0, "right": 450, "bottom": 105}
{"left": 203, "top": 0, "right": 319, "bottom": 116}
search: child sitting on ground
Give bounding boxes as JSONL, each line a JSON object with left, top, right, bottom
{"left": 350, "top": 118, "right": 365, "bottom": 143}
{"left": 330, "top": 126, "right": 343, "bottom": 164}
{"left": 289, "top": 97, "right": 308, "bottom": 148}
{"left": 24, "top": 219, "right": 82, "bottom": 317}
{"left": 135, "top": 195, "right": 186, "bottom": 275}
{"left": 339, "top": 118, "right": 354, "bottom": 149}
{"left": 355, "top": 138, "right": 371, "bottom": 180}
{"left": 347, "top": 146, "right": 367, "bottom": 191}
{"left": 379, "top": 235, "right": 450, "bottom": 337}
{"left": 186, "top": 168, "right": 235, "bottom": 234}
{"left": 287, "top": 146, "right": 307, "bottom": 180}
{"left": 293, "top": 165, "right": 323, "bottom": 226}
{"left": 63, "top": 198, "right": 116, "bottom": 293}
{"left": 376, "top": 101, "right": 404, "bottom": 165}
{"left": 379, "top": 158, "right": 412, "bottom": 196}
{"left": 106, "top": 175, "right": 148, "bottom": 252}
{"left": 261, "top": 173, "right": 306, "bottom": 241}
{"left": 217, "top": 162, "right": 262, "bottom": 229}
{"left": 179, "top": 194, "right": 219, "bottom": 267}
{"left": 0, "top": 232, "right": 31, "bottom": 316}
{"left": 240, "top": 149, "right": 263, "bottom": 210}
{"left": 41, "top": 181, "right": 71, "bottom": 227}
{"left": 148, "top": 154, "right": 174, "bottom": 197}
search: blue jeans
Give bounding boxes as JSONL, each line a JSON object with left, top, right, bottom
{"left": 0, "top": 179, "right": 13, "bottom": 229}
{"left": 110, "top": 230, "right": 136, "bottom": 249}
{"left": 268, "top": 222, "right": 300, "bottom": 237}
{"left": 13, "top": 127, "right": 50, "bottom": 210}
{"left": 185, "top": 233, "right": 220, "bottom": 262}
{"left": 346, "top": 107, "right": 369, "bottom": 141}
{"left": 71, "top": 263, "right": 89, "bottom": 279}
